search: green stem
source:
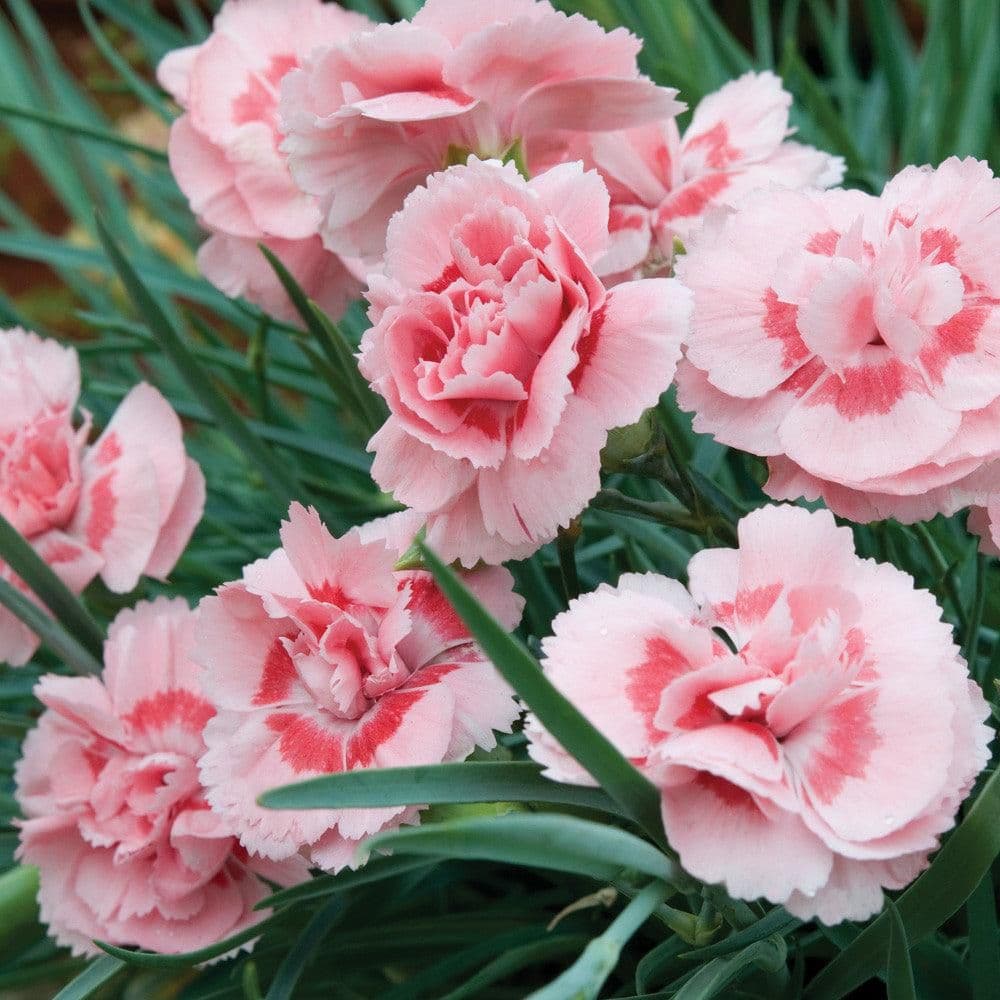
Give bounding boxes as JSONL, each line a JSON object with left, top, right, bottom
{"left": 0, "top": 866, "right": 40, "bottom": 955}
{"left": 912, "top": 523, "right": 969, "bottom": 633}
{"left": 592, "top": 489, "right": 736, "bottom": 546}
{"left": 964, "top": 553, "right": 988, "bottom": 678}
{"left": 555, "top": 519, "right": 581, "bottom": 603}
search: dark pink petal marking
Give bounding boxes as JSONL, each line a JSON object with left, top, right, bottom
{"left": 403, "top": 574, "right": 466, "bottom": 645}
{"left": 626, "top": 635, "right": 693, "bottom": 742}
{"left": 735, "top": 583, "right": 783, "bottom": 626}
{"left": 656, "top": 172, "right": 732, "bottom": 224}
{"left": 124, "top": 689, "right": 215, "bottom": 737}
{"left": 346, "top": 689, "right": 426, "bottom": 768}
{"left": 805, "top": 230, "right": 840, "bottom": 256}
{"left": 251, "top": 637, "right": 299, "bottom": 706}
{"left": 423, "top": 262, "right": 461, "bottom": 294}
{"left": 803, "top": 689, "right": 880, "bottom": 804}
{"left": 568, "top": 304, "right": 606, "bottom": 391}
{"left": 94, "top": 432, "right": 122, "bottom": 467}
{"left": 685, "top": 122, "right": 740, "bottom": 169}
{"left": 85, "top": 472, "right": 117, "bottom": 552}
{"left": 806, "top": 357, "right": 914, "bottom": 418}
{"left": 762, "top": 288, "right": 811, "bottom": 370}
{"left": 694, "top": 771, "right": 759, "bottom": 810}
{"left": 266, "top": 712, "right": 343, "bottom": 774}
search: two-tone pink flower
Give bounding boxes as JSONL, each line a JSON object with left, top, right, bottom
{"left": 158, "top": 0, "right": 369, "bottom": 322}
{"left": 359, "top": 157, "right": 690, "bottom": 566}
{"left": 676, "top": 157, "right": 1000, "bottom": 530}
{"left": 527, "top": 504, "right": 991, "bottom": 924}
{"left": 0, "top": 328, "right": 204, "bottom": 666}
{"left": 195, "top": 504, "right": 523, "bottom": 870}
{"left": 15, "top": 598, "right": 306, "bottom": 955}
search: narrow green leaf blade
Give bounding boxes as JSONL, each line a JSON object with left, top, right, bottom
{"left": 94, "top": 216, "right": 300, "bottom": 508}
{"left": 265, "top": 896, "right": 348, "bottom": 1000}
{"left": 0, "top": 577, "right": 103, "bottom": 675}
{"left": 259, "top": 761, "right": 618, "bottom": 814}
{"left": 418, "top": 541, "right": 666, "bottom": 843}
{"left": 52, "top": 955, "right": 126, "bottom": 1000}
{"left": 367, "top": 813, "right": 686, "bottom": 886}
{"left": 886, "top": 901, "right": 917, "bottom": 1000}
{"left": 0, "top": 511, "right": 104, "bottom": 661}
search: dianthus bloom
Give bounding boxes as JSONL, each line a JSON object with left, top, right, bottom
{"left": 157, "top": 0, "right": 369, "bottom": 321}
{"left": 358, "top": 157, "right": 690, "bottom": 566}
{"left": 15, "top": 599, "right": 306, "bottom": 955}
{"left": 196, "top": 504, "right": 524, "bottom": 871}
{"left": 676, "top": 157, "right": 1000, "bottom": 527}
{"left": 279, "top": 0, "right": 681, "bottom": 258}
{"left": 527, "top": 505, "right": 991, "bottom": 924}
{"left": 0, "top": 328, "right": 204, "bottom": 666}
{"left": 582, "top": 71, "right": 844, "bottom": 281}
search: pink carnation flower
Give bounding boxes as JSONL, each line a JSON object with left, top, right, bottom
{"left": 0, "top": 328, "right": 204, "bottom": 666}
{"left": 15, "top": 598, "right": 306, "bottom": 956}
{"left": 279, "top": 0, "right": 681, "bottom": 258}
{"left": 581, "top": 71, "right": 844, "bottom": 281}
{"left": 358, "top": 157, "right": 691, "bottom": 567}
{"left": 676, "top": 157, "right": 1000, "bottom": 526}
{"left": 195, "top": 504, "right": 524, "bottom": 871}
{"left": 157, "top": 0, "right": 369, "bottom": 319}
{"left": 527, "top": 505, "right": 991, "bottom": 924}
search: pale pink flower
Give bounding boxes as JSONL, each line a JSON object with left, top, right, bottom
{"left": 0, "top": 328, "right": 204, "bottom": 666}
{"left": 15, "top": 598, "right": 307, "bottom": 956}
{"left": 358, "top": 157, "right": 690, "bottom": 567}
{"left": 676, "top": 157, "right": 1000, "bottom": 526}
{"left": 195, "top": 504, "right": 524, "bottom": 871}
{"left": 580, "top": 72, "right": 844, "bottom": 281}
{"left": 527, "top": 505, "right": 991, "bottom": 924}
{"left": 279, "top": 0, "right": 681, "bottom": 258}
{"left": 157, "top": 0, "right": 369, "bottom": 319}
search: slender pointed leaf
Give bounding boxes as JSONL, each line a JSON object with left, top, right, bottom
{"left": 886, "top": 901, "right": 916, "bottom": 1000}
{"left": 259, "top": 761, "right": 619, "bottom": 813}
{"left": 366, "top": 813, "right": 686, "bottom": 886}
{"left": 0, "top": 512, "right": 104, "bottom": 660}
{"left": 52, "top": 956, "right": 126, "bottom": 1000}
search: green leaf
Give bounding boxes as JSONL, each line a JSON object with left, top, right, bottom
{"left": 255, "top": 855, "right": 438, "bottom": 912}
{"left": 527, "top": 881, "right": 671, "bottom": 1000}
{"left": 418, "top": 541, "right": 666, "bottom": 844}
{"left": 367, "top": 813, "right": 687, "bottom": 886}
{"left": 670, "top": 935, "right": 788, "bottom": 1000}
{"left": 79, "top": 0, "right": 174, "bottom": 121}
{"left": 965, "top": 870, "right": 1000, "bottom": 1000}
{"left": 0, "top": 511, "right": 105, "bottom": 662}
{"left": 259, "top": 245, "right": 387, "bottom": 438}
{"left": 52, "top": 956, "right": 126, "bottom": 1000}
{"left": 97, "top": 914, "right": 282, "bottom": 968}
{"left": 259, "top": 761, "right": 619, "bottom": 814}
{"left": 0, "top": 101, "right": 167, "bottom": 159}
{"left": 806, "top": 765, "right": 1000, "bottom": 999}
{"left": 886, "top": 901, "right": 917, "bottom": 1000}
{"left": 0, "top": 865, "right": 40, "bottom": 954}
{"left": 265, "top": 896, "right": 349, "bottom": 1000}
{"left": 0, "top": 577, "right": 104, "bottom": 675}
{"left": 94, "top": 216, "right": 301, "bottom": 508}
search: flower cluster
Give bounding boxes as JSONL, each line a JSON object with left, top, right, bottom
{"left": 0, "top": 328, "right": 204, "bottom": 665}
{"left": 527, "top": 506, "right": 991, "bottom": 923}
{"left": 6, "top": 0, "right": 1000, "bottom": 964}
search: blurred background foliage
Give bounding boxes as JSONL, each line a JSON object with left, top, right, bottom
{"left": 0, "top": 1, "right": 998, "bottom": 997}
